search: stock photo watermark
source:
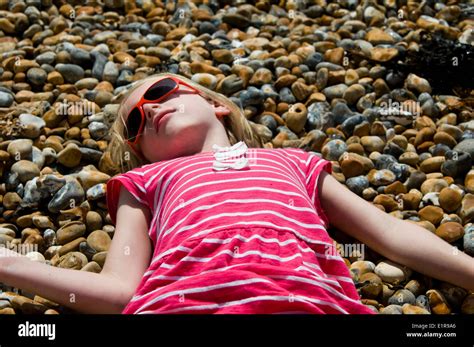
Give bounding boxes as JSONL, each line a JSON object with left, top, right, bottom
{"left": 325, "top": 241, "right": 366, "bottom": 261}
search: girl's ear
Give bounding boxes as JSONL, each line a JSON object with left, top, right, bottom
{"left": 212, "top": 104, "right": 231, "bottom": 118}
{"left": 204, "top": 96, "right": 231, "bottom": 117}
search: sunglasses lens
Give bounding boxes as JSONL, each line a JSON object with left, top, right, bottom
{"left": 126, "top": 107, "right": 142, "bottom": 140}
{"left": 143, "top": 78, "right": 177, "bottom": 101}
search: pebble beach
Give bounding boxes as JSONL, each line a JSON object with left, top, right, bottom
{"left": 0, "top": 0, "right": 473, "bottom": 314}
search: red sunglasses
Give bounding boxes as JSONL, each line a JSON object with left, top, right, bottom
{"left": 123, "top": 76, "right": 201, "bottom": 147}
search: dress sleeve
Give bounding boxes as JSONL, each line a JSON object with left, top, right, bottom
{"left": 305, "top": 151, "right": 333, "bottom": 228}
{"left": 106, "top": 170, "right": 149, "bottom": 225}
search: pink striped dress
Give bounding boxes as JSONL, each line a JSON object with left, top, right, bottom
{"left": 106, "top": 141, "right": 375, "bottom": 314}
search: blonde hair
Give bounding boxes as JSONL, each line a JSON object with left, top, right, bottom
{"left": 104, "top": 72, "right": 265, "bottom": 174}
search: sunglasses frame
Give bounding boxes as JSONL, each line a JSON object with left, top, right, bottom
{"left": 123, "top": 76, "right": 201, "bottom": 149}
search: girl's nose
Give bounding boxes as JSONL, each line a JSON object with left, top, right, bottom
{"left": 142, "top": 103, "right": 161, "bottom": 121}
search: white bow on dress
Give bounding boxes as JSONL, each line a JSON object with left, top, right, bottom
{"left": 212, "top": 141, "right": 250, "bottom": 171}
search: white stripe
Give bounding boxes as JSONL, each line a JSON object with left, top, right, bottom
{"left": 161, "top": 203, "right": 325, "bottom": 241}
{"left": 143, "top": 154, "right": 207, "bottom": 187}
{"left": 123, "top": 175, "right": 147, "bottom": 194}
{"left": 267, "top": 150, "right": 307, "bottom": 178}
{"left": 160, "top": 210, "right": 331, "bottom": 245}
{"left": 161, "top": 168, "right": 309, "bottom": 221}
{"left": 147, "top": 261, "right": 345, "bottom": 291}
{"left": 136, "top": 294, "right": 349, "bottom": 314}
{"left": 144, "top": 263, "right": 253, "bottom": 282}
{"left": 152, "top": 233, "right": 323, "bottom": 268}
{"left": 202, "top": 233, "right": 311, "bottom": 247}
{"left": 111, "top": 177, "right": 148, "bottom": 206}
{"left": 177, "top": 249, "right": 303, "bottom": 263}
{"left": 157, "top": 221, "right": 339, "bottom": 258}
{"left": 160, "top": 184, "right": 314, "bottom": 233}
{"left": 268, "top": 274, "right": 361, "bottom": 305}
{"left": 293, "top": 265, "right": 350, "bottom": 290}
{"left": 302, "top": 261, "right": 353, "bottom": 284}
{"left": 128, "top": 191, "right": 147, "bottom": 205}
{"left": 152, "top": 233, "right": 306, "bottom": 267}
{"left": 306, "top": 156, "right": 327, "bottom": 187}
{"left": 153, "top": 185, "right": 317, "bottom": 240}
{"left": 152, "top": 245, "right": 192, "bottom": 263}
{"left": 147, "top": 262, "right": 253, "bottom": 281}
{"left": 132, "top": 277, "right": 273, "bottom": 310}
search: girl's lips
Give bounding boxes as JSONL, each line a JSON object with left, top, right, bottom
{"left": 154, "top": 111, "right": 174, "bottom": 131}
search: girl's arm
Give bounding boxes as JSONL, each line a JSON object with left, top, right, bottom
{"left": 0, "top": 187, "right": 152, "bottom": 314}
{"left": 319, "top": 171, "right": 474, "bottom": 291}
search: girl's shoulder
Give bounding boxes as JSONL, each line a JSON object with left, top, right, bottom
{"left": 258, "top": 147, "right": 325, "bottom": 164}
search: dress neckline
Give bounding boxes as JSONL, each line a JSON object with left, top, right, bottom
{"left": 211, "top": 141, "right": 250, "bottom": 171}
{"left": 197, "top": 141, "right": 247, "bottom": 155}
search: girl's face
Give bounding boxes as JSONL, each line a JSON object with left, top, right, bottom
{"left": 121, "top": 77, "right": 231, "bottom": 162}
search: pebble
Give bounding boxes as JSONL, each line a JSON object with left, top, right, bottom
{"left": 420, "top": 156, "right": 445, "bottom": 173}
{"left": 361, "top": 136, "right": 385, "bottom": 153}
{"left": 36, "top": 51, "right": 56, "bottom": 65}
{"left": 416, "top": 295, "right": 431, "bottom": 312}
{"left": 0, "top": 91, "right": 14, "bottom": 107}
{"left": 55, "top": 64, "right": 85, "bottom": 84}
{"left": 435, "top": 222, "right": 464, "bottom": 243}
{"left": 56, "top": 221, "right": 86, "bottom": 246}
{"left": 465, "top": 170, "right": 474, "bottom": 194}
{"left": 419, "top": 205, "right": 444, "bottom": 225}
{"left": 322, "top": 84, "right": 348, "bottom": 99}
{"left": 86, "top": 230, "right": 111, "bottom": 252}
{"left": 404, "top": 280, "right": 424, "bottom": 297}
{"left": 10, "top": 160, "right": 40, "bottom": 183}
{"left": 379, "top": 305, "right": 403, "bottom": 314}
{"left": 375, "top": 260, "right": 411, "bottom": 285}
{"left": 402, "top": 304, "right": 430, "bottom": 314}
{"left": 25, "top": 252, "right": 46, "bottom": 263}
{"left": 426, "top": 289, "right": 451, "bottom": 314}
{"left": 461, "top": 294, "right": 474, "bottom": 314}
{"left": 439, "top": 283, "right": 468, "bottom": 309}
{"left": 406, "top": 73, "right": 432, "bottom": 94}
{"left": 359, "top": 272, "right": 383, "bottom": 299}
{"left": 7, "top": 139, "right": 33, "bottom": 160}
{"left": 72, "top": 165, "right": 111, "bottom": 191}
{"left": 286, "top": 103, "right": 307, "bottom": 133}
{"left": 322, "top": 140, "right": 348, "bottom": 161}
{"left": 453, "top": 139, "right": 474, "bottom": 159}
{"left": 350, "top": 260, "right": 376, "bottom": 280}
{"left": 58, "top": 251, "right": 88, "bottom": 270}
{"left": 81, "top": 261, "right": 102, "bottom": 273}
{"left": 26, "top": 68, "right": 47, "bottom": 86}
{"left": 57, "top": 144, "right": 82, "bottom": 168}
{"left": 441, "top": 150, "right": 471, "bottom": 178}
{"left": 421, "top": 178, "right": 449, "bottom": 195}
{"left": 367, "top": 169, "right": 396, "bottom": 186}
{"left": 48, "top": 179, "right": 85, "bottom": 213}
{"left": 439, "top": 187, "right": 462, "bottom": 212}
{"left": 343, "top": 84, "right": 365, "bottom": 105}
{"left": 460, "top": 194, "right": 474, "bottom": 224}
{"left": 388, "top": 289, "right": 416, "bottom": 306}
{"left": 86, "top": 183, "right": 106, "bottom": 201}
{"left": 464, "top": 225, "right": 474, "bottom": 256}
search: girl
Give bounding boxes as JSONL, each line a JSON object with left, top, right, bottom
{"left": 1, "top": 73, "right": 473, "bottom": 314}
